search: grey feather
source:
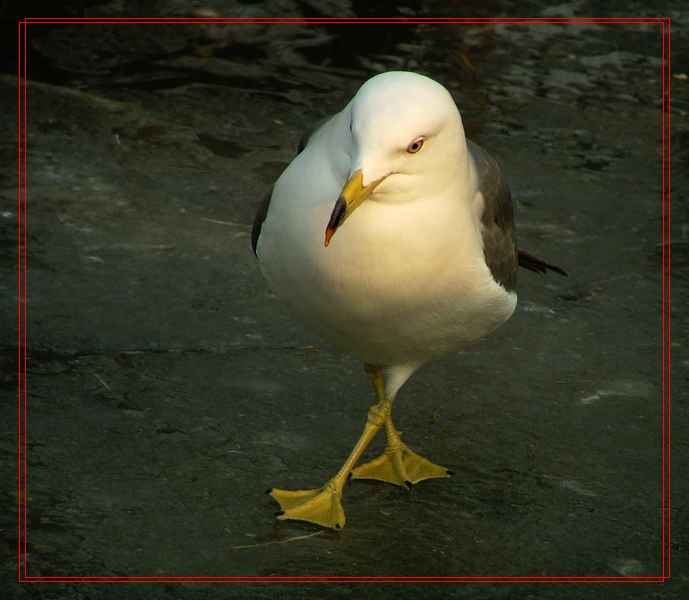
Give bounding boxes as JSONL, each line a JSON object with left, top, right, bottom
{"left": 468, "top": 139, "right": 518, "bottom": 292}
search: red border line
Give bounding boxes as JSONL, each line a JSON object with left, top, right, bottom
{"left": 17, "top": 16, "right": 671, "bottom": 584}
{"left": 21, "top": 16, "right": 664, "bottom": 21}
{"left": 20, "top": 18, "right": 28, "bottom": 583}
{"left": 20, "top": 17, "right": 665, "bottom": 26}
{"left": 663, "top": 20, "right": 672, "bottom": 577}
{"left": 15, "top": 576, "right": 668, "bottom": 583}
{"left": 16, "top": 18, "right": 22, "bottom": 585}
{"left": 660, "top": 18, "right": 665, "bottom": 578}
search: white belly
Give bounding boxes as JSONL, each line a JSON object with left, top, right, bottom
{"left": 257, "top": 154, "right": 517, "bottom": 367}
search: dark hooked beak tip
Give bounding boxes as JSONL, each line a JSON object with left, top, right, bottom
{"left": 324, "top": 196, "right": 347, "bottom": 247}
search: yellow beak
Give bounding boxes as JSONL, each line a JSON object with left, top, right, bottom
{"left": 324, "top": 169, "right": 386, "bottom": 247}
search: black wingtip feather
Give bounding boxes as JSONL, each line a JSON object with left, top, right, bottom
{"left": 517, "top": 248, "right": 568, "bottom": 277}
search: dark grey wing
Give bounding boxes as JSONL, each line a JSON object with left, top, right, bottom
{"left": 252, "top": 114, "right": 336, "bottom": 257}
{"left": 517, "top": 248, "right": 567, "bottom": 276}
{"left": 251, "top": 186, "right": 273, "bottom": 256}
{"left": 468, "top": 139, "right": 518, "bottom": 292}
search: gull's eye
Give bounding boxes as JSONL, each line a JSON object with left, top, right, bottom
{"left": 406, "top": 138, "right": 424, "bottom": 154}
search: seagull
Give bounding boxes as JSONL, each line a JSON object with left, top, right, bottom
{"left": 251, "top": 71, "right": 566, "bottom": 530}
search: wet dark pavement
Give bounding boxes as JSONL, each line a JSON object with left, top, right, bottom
{"left": 2, "top": 2, "right": 688, "bottom": 598}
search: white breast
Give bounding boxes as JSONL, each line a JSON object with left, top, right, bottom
{"left": 257, "top": 135, "right": 516, "bottom": 367}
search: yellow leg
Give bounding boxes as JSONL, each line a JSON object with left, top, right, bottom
{"left": 268, "top": 364, "right": 391, "bottom": 530}
{"left": 350, "top": 367, "right": 452, "bottom": 488}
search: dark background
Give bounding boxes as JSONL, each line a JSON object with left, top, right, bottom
{"left": 1, "top": 1, "right": 687, "bottom": 598}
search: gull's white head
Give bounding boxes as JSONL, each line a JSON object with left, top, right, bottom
{"left": 325, "top": 71, "right": 467, "bottom": 246}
